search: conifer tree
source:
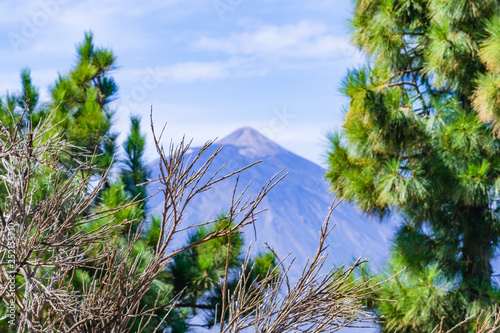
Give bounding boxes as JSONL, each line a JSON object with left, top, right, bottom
{"left": 327, "top": 0, "right": 500, "bottom": 329}
{"left": 50, "top": 31, "right": 118, "bottom": 171}
{"left": 17, "top": 68, "right": 39, "bottom": 117}
{"left": 121, "top": 115, "right": 148, "bottom": 217}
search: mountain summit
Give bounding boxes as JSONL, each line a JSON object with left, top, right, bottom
{"left": 218, "top": 127, "right": 283, "bottom": 158}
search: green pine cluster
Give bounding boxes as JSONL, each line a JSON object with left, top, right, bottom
{"left": 0, "top": 32, "right": 276, "bottom": 332}
{"left": 327, "top": 0, "right": 500, "bottom": 331}
{"left": 51, "top": 31, "right": 118, "bottom": 171}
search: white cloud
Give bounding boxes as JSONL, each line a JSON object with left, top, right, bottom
{"left": 115, "top": 58, "right": 267, "bottom": 87}
{"left": 164, "top": 58, "right": 271, "bottom": 82}
{"left": 0, "top": 0, "right": 208, "bottom": 57}
{"left": 181, "top": 20, "right": 366, "bottom": 80}
{"left": 193, "top": 20, "right": 358, "bottom": 60}
{"left": 165, "top": 61, "right": 233, "bottom": 82}
{"left": 113, "top": 20, "right": 363, "bottom": 85}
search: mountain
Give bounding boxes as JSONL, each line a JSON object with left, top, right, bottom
{"left": 146, "top": 127, "right": 397, "bottom": 277}
{"left": 146, "top": 127, "right": 398, "bottom": 332}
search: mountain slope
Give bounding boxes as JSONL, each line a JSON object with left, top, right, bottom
{"left": 147, "top": 127, "right": 396, "bottom": 278}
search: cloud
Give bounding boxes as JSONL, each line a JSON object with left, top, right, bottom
{"left": 0, "top": 0, "right": 208, "bottom": 57}
{"left": 111, "top": 20, "right": 365, "bottom": 86}
{"left": 193, "top": 20, "right": 358, "bottom": 60}
{"left": 164, "top": 61, "right": 234, "bottom": 82}
{"left": 179, "top": 20, "right": 365, "bottom": 81}
{"left": 117, "top": 20, "right": 363, "bottom": 85}
{"left": 115, "top": 58, "right": 267, "bottom": 87}
{"left": 164, "top": 58, "right": 271, "bottom": 82}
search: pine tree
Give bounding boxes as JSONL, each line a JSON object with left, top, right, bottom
{"left": 327, "top": 0, "right": 500, "bottom": 329}
{"left": 18, "top": 68, "right": 39, "bottom": 116}
{"left": 50, "top": 31, "right": 118, "bottom": 171}
{"left": 121, "top": 115, "right": 148, "bottom": 221}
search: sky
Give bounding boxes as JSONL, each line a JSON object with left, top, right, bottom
{"left": 0, "top": 0, "right": 364, "bottom": 166}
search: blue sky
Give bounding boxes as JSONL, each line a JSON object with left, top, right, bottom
{"left": 0, "top": 0, "right": 364, "bottom": 166}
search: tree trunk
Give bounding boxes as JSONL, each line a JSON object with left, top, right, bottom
{"left": 460, "top": 205, "right": 493, "bottom": 300}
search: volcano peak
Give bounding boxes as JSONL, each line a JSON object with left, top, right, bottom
{"left": 218, "top": 127, "right": 284, "bottom": 157}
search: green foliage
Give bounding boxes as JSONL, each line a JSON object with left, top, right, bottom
{"left": 128, "top": 278, "right": 177, "bottom": 333}
{"left": 364, "top": 255, "right": 463, "bottom": 332}
{"left": 167, "top": 216, "right": 244, "bottom": 303}
{"left": 50, "top": 31, "right": 118, "bottom": 171}
{"left": 362, "top": 246, "right": 500, "bottom": 332}
{"left": 146, "top": 215, "right": 162, "bottom": 250}
{"left": 164, "top": 214, "right": 277, "bottom": 330}
{"left": 92, "top": 180, "right": 144, "bottom": 233}
{"left": 252, "top": 252, "right": 277, "bottom": 280}
{"left": 328, "top": 0, "right": 500, "bottom": 330}
{"left": 120, "top": 115, "right": 149, "bottom": 222}
{"left": 18, "top": 67, "right": 40, "bottom": 116}
{"left": 0, "top": 303, "right": 16, "bottom": 333}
